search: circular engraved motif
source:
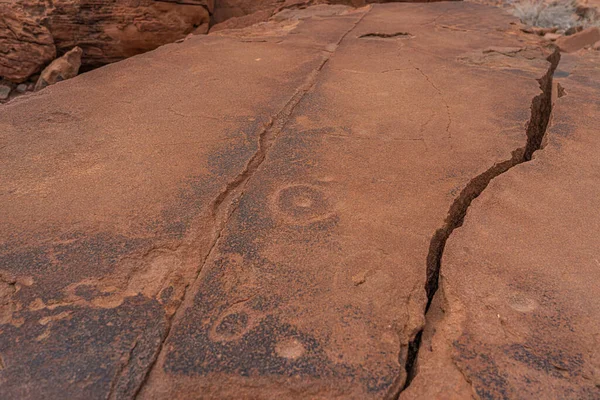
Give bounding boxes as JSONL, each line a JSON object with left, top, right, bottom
{"left": 215, "top": 311, "right": 249, "bottom": 338}
{"left": 209, "top": 303, "right": 264, "bottom": 343}
{"left": 272, "top": 184, "right": 335, "bottom": 225}
{"left": 275, "top": 338, "right": 305, "bottom": 360}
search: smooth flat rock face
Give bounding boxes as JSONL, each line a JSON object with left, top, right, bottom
{"left": 0, "top": 3, "right": 565, "bottom": 399}
{"left": 403, "top": 53, "right": 600, "bottom": 399}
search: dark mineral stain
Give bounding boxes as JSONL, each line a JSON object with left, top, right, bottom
{"left": 0, "top": 295, "right": 166, "bottom": 400}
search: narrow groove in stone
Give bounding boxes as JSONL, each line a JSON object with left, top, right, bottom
{"left": 397, "top": 48, "right": 561, "bottom": 396}
{"left": 359, "top": 32, "right": 413, "bottom": 38}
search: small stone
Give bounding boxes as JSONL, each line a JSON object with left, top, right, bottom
{"left": 16, "top": 84, "right": 28, "bottom": 93}
{"left": 35, "top": 47, "right": 83, "bottom": 91}
{"left": 544, "top": 33, "right": 562, "bottom": 41}
{"left": 352, "top": 271, "right": 367, "bottom": 286}
{"left": 0, "top": 84, "right": 11, "bottom": 100}
{"left": 533, "top": 26, "right": 558, "bottom": 36}
{"left": 594, "top": 40, "right": 600, "bottom": 51}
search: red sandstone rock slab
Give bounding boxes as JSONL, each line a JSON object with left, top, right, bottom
{"left": 0, "top": 16, "right": 351, "bottom": 399}
{"left": 0, "top": 4, "right": 56, "bottom": 82}
{"left": 556, "top": 27, "right": 600, "bottom": 53}
{"left": 403, "top": 53, "right": 600, "bottom": 399}
{"left": 0, "top": 3, "right": 566, "bottom": 399}
{"left": 137, "top": 3, "right": 558, "bottom": 399}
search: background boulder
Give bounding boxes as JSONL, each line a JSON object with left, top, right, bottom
{"left": 0, "top": 4, "right": 56, "bottom": 83}
{"left": 1, "top": 0, "right": 212, "bottom": 83}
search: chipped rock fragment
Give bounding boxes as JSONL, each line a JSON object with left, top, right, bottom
{"left": 556, "top": 26, "right": 600, "bottom": 52}
{"left": 35, "top": 47, "right": 83, "bottom": 91}
{"left": 0, "top": 84, "right": 11, "bottom": 100}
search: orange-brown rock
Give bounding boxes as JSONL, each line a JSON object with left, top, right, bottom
{"left": 210, "top": 0, "right": 364, "bottom": 27}
{"left": 0, "top": 3, "right": 595, "bottom": 400}
{"left": 2, "top": 0, "right": 211, "bottom": 76}
{"left": 402, "top": 52, "right": 600, "bottom": 399}
{"left": 0, "top": 4, "right": 56, "bottom": 83}
{"left": 210, "top": 10, "right": 275, "bottom": 33}
{"left": 35, "top": 47, "right": 83, "bottom": 91}
{"left": 211, "top": 0, "right": 280, "bottom": 25}
{"left": 556, "top": 26, "right": 600, "bottom": 52}
{"left": 209, "top": 0, "right": 440, "bottom": 32}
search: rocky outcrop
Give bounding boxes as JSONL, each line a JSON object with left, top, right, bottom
{"left": 211, "top": 0, "right": 281, "bottom": 25}
{"left": 35, "top": 46, "right": 82, "bottom": 91}
{"left": 211, "top": 3, "right": 356, "bottom": 33}
{"left": 1, "top": 0, "right": 464, "bottom": 84}
{"left": 0, "top": 0, "right": 211, "bottom": 82}
{"left": 210, "top": 0, "right": 455, "bottom": 32}
{"left": 210, "top": 9, "right": 275, "bottom": 33}
{"left": 0, "top": 4, "right": 56, "bottom": 83}
{"left": 4, "top": 3, "right": 591, "bottom": 399}
{"left": 37, "top": 0, "right": 211, "bottom": 66}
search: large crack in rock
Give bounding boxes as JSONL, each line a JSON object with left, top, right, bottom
{"left": 401, "top": 51, "right": 600, "bottom": 399}
{"left": 132, "top": 4, "right": 564, "bottom": 399}
{"left": 400, "top": 48, "right": 561, "bottom": 395}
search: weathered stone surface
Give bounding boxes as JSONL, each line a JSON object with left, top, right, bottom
{"left": 0, "top": 11, "right": 344, "bottom": 398}
{"left": 556, "top": 26, "right": 600, "bottom": 52}
{"left": 402, "top": 53, "right": 600, "bottom": 399}
{"left": 209, "top": 0, "right": 452, "bottom": 32}
{"left": 211, "top": 0, "right": 280, "bottom": 25}
{"left": 35, "top": 46, "right": 83, "bottom": 91}
{"left": 2, "top": 0, "right": 211, "bottom": 74}
{"left": 210, "top": 0, "right": 359, "bottom": 30}
{"left": 0, "top": 2, "right": 587, "bottom": 400}
{"left": 141, "top": 4, "right": 558, "bottom": 399}
{"left": 210, "top": 10, "right": 275, "bottom": 33}
{"left": 210, "top": 4, "right": 356, "bottom": 35}
{"left": 0, "top": 4, "right": 56, "bottom": 82}
{"left": 0, "top": 86, "right": 10, "bottom": 101}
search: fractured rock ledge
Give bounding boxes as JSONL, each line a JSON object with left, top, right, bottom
{"left": 402, "top": 52, "right": 600, "bottom": 400}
